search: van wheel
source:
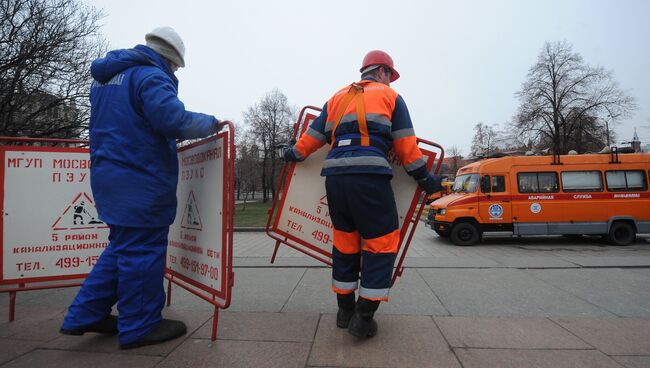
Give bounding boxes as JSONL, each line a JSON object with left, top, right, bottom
{"left": 450, "top": 222, "right": 480, "bottom": 246}
{"left": 608, "top": 222, "right": 635, "bottom": 246}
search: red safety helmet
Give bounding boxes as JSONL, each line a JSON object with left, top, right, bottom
{"left": 360, "top": 50, "right": 400, "bottom": 82}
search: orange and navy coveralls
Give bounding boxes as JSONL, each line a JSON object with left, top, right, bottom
{"left": 288, "top": 77, "right": 429, "bottom": 301}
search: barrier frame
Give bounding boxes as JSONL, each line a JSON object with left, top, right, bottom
{"left": 265, "top": 107, "right": 444, "bottom": 285}
{"left": 164, "top": 121, "right": 236, "bottom": 341}
{"left": 0, "top": 136, "right": 90, "bottom": 321}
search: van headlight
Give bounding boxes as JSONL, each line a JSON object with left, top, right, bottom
{"left": 438, "top": 208, "right": 446, "bottom": 215}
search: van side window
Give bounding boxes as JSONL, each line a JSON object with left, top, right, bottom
{"left": 518, "top": 172, "right": 559, "bottom": 193}
{"left": 561, "top": 171, "right": 603, "bottom": 192}
{"left": 491, "top": 176, "right": 505, "bottom": 192}
{"left": 605, "top": 170, "right": 648, "bottom": 191}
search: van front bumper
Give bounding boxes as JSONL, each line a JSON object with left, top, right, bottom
{"left": 432, "top": 221, "right": 452, "bottom": 235}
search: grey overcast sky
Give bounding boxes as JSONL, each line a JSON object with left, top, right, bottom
{"left": 87, "top": 0, "right": 649, "bottom": 154}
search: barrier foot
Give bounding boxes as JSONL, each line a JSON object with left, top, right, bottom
{"left": 8, "top": 291, "right": 16, "bottom": 322}
{"left": 270, "top": 240, "right": 281, "bottom": 264}
{"left": 166, "top": 276, "right": 173, "bottom": 307}
{"left": 211, "top": 306, "right": 219, "bottom": 342}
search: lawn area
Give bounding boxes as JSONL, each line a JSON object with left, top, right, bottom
{"left": 233, "top": 200, "right": 273, "bottom": 227}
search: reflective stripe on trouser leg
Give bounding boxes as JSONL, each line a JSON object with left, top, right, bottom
{"left": 359, "top": 251, "right": 396, "bottom": 301}
{"left": 359, "top": 229, "right": 400, "bottom": 301}
{"left": 61, "top": 228, "right": 120, "bottom": 330}
{"left": 113, "top": 225, "right": 169, "bottom": 345}
{"left": 331, "top": 246, "right": 360, "bottom": 294}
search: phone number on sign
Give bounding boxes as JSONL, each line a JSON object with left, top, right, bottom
{"left": 55, "top": 256, "right": 99, "bottom": 269}
{"left": 169, "top": 255, "right": 219, "bottom": 281}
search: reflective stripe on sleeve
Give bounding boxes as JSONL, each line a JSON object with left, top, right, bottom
{"left": 392, "top": 128, "right": 415, "bottom": 140}
{"left": 291, "top": 146, "right": 304, "bottom": 160}
{"left": 404, "top": 157, "right": 426, "bottom": 172}
{"left": 306, "top": 127, "right": 326, "bottom": 142}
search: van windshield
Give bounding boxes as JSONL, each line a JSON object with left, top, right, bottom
{"left": 452, "top": 174, "right": 479, "bottom": 193}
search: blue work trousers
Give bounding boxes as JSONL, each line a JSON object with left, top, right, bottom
{"left": 325, "top": 174, "right": 399, "bottom": 301}
{"left": 61, "top": 225, "right": 168, "bottom": 345}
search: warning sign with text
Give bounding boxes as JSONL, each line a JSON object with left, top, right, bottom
{"left": 1, "top": 147, "right": 109, "bottom": 284}
{"left": 167, "top": 134, "right": 229, "bottom": 304}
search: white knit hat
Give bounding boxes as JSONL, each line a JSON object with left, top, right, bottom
{"left": 145, "top": 26, "right": 186, "bottom": 68}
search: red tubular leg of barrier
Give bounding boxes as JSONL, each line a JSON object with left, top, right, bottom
{"left": 270, "top": 240, "right": 281, "bottom": 264}
{"left": 8, "top": 291, "right": 16, "bottom": 322}
{"left": 166, "top": 276, "right": 173, "bottom": 307}
{"left": 211, "top": 306, "right": 219, "bottom": 341}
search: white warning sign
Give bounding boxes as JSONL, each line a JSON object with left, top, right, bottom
{"left": 1, "top": 147, "right": 109, "bottom": 284}
{"left": 167, "top": 134, "right": 228, "bottom": 302}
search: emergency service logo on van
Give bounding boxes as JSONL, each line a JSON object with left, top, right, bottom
{"left": 488, "top": 204, "right": 503, "bottom": 219}
{"left": 530, "top": 202, "right": 542, "bottom": 214}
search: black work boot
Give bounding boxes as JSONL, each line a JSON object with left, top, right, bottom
{"left": 348, "top": 297, "right": 380, "bottom": 338}
{"left": 120, "top": 319, "right": 187, "bottom": 350}
{"left": 60, "top": 314, "right": 118, "bottom": 335}
{"left": 336, "top": 293, "right": 356, "bottom": 328}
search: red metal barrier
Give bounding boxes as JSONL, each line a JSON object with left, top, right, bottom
{"left": 1, "top": 128, "right": 235, "bottom": 342}
{"left": 0, "top": 136, "right": 89, "bottom": 321}
{"left": 265, "top": 107, "right": 444, "bottom": 286}
{"left": 164, "top": 121, "right": 235, "bottom": 341}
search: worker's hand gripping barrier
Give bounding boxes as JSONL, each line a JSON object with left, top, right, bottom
{"left": 266, "top": 107, "right": 444, "bottom": 285}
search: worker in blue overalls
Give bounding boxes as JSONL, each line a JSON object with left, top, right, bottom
{"left": 60, "top": 27, "right": 226, "bottom": 349}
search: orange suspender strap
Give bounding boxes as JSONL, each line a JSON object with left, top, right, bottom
{"left": 355, "top": 90, "right": 369, "bottom": 147}
{"left": 329, "top": 82, "right": 370, "bottom": 148}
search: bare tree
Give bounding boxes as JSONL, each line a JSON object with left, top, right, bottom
{"left": 447, "top": 145, "right": 462, "bottom": 177}
{"left": 0, "top": 0, "right": 106, "bottom": 139}
{"left": 235, "top": 132, "right": 261, "bottom": 209}
{"left": 470, "top": 122, "right": 496, "bottom": 157}
{"left": 243, "top": 89, "right": 295, "bottom": 202}
{"left": 514, "top": 41, "right": 636, "bottom": 154}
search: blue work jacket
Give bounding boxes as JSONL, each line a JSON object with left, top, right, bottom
{"left": 89, "top": 45, "right": 217, "bottom": 227}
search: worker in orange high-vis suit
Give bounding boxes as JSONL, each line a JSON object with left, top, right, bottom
{"left": 284, "top": 50, "right": 443, "bottom": 338}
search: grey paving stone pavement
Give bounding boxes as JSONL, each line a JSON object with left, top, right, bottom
{"left": 1, "top": 226, "right": 649, "bottom": 367}
{"left": 551, "top": 317, "right": 650, "bottom": 355}
{"left": 418, "top": 268, "right": 616, "bottom": 316}
{"left": 527, "top": 269, "right": 650, "bottom": 317}
{"left": 454, "top": 349, "right": 624, "bottom": 368}
{"left": 611, "top": 356, "right": 650, "bottom": 368}
{"left": 157, "top": 339, "right": 312, "bottom": 368}
{"left": 226, "top": 267, "right": 305, "bottom": 312}
{"left": 191, "top": 311, "right": 319, "bottom": 342}
{"left": 0, "top": 349, "right": 162, "bottom": 368}
{"left": 434, "top": 316, "right": 591, "bottom": 349}
{"left": 309, "top": 314, "right": 461, "bottom": 368}
{"left": 0, "top": 339, "right": 40, "bottom": 366}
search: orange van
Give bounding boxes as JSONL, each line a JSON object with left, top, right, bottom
{"left": 425, "top": 151, "right": 650, "bottom": 246}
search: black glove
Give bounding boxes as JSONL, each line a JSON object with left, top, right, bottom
{"left": 283, "top": 146, "right": 300, "bottom": 162}
{"left": 418, "top": 174, "right": 444, "bottom": 195}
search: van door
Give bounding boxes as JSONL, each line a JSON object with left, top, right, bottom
{"left": 477, "top": 174, "right": 513, "bottom": 231}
